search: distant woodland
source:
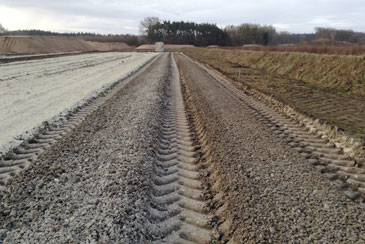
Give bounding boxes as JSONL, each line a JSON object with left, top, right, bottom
{"left": 1, "top": 17, "right": 365, "bottom": 47}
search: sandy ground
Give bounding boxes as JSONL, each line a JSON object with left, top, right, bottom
{"left": 0, "top": 52, "right": 158, "bottom": 155}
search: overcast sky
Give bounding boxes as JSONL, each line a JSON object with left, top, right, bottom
{"left": 0, "top": 0, "right": 364, "bottom": 34}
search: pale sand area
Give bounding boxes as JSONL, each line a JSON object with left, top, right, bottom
{"left": 0, "top": 52, "right": 158, "bottom": 154}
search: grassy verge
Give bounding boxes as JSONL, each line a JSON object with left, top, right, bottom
{"left": 183, "top": 48, "right": 365, "bottom": 141}
{"left": 223, "top": 42, "right": 365, "bottom": 56}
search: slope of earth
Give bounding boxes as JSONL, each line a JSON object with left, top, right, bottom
{"left": 183, "top": 48, "right": 365, "bottom": 144}
{"left": 86, "top": 41, "right": 132, "bottom": 51}
{"left": 0, "top": 52, "right": 158, "bottom": 155}
{"left": 184, "top": 48, "right": 365, "bottom": 96}
{"left": 0, "top": 53, "right": 169, "bottom": 243}
{"left": 0, "top": 36, "right": 96, "bottom": 54}
{"left": 0, "top": 36, "right": 132, "bottom": 55}
{"left": 175, "top": 53, "right": 365, "bottom": 243}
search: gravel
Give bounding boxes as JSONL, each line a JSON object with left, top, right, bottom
{"left": 0, "top": 52, "right": 157, "bottom": 155}
{"left": 2, "top": 51, "right": 364, "bottom": 243}
{"left": 175, "top": 53, "right": 365, "bottom": 244}
{"left": 0, "top": 53, "right": 169, "bottom": 243}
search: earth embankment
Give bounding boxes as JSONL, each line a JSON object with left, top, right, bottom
{"left": 184, "top": 48, "right": 365, "bottom": 146}
{"left": 0, "top": 36, "right": 131, "bottom": 55}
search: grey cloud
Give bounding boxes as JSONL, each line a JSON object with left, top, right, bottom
{"left": 0, "top": 0, "right": 364, "bottom": 34}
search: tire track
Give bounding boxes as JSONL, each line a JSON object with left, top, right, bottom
{"left": 181, "top": 53, "right": 365, "bottom": 203}
{"left": 148, "top": 55, "right": 212, "bottom": 243}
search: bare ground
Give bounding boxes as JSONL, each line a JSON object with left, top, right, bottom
{"left": 175, "top": 53, "right": 365, "bottom": 244}
{"left": 0, "top": 53, "right": 169, "bottom": 243}
{"left": 0, "top": 52, "right": 364, "bottom": 244}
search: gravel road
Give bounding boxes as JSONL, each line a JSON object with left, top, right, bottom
{"left": 0, "top": 52, "right": 157, "bottom": 155}
{"left": 1, "top": 51, "right": 364, "bottom": 244}
{"left": 0, "top": 53, "right": 169, "bottom": 243}
{"left": 175, "top": 53, "right": 365, "bottom": 244}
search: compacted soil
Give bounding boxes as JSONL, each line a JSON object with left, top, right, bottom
{"left": 0, "top": 52, "right": 364, "bottom": 244}
{"left": 175, "top": 53, "right": 365, "bottom": 244}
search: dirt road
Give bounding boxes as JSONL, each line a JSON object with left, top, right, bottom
{"left": 0, "top": 53, "right": 364, "bottom": 243}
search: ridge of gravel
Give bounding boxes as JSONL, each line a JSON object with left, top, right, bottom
{"left": 175, "top": 53, "right": 365, "bottom": 244}
{"left": 0, "top": 53, "right": 170, "bottom": 243}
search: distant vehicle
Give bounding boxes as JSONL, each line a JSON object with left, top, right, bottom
{"left": 155, "top": 42, "right": 164, "bottom": 52}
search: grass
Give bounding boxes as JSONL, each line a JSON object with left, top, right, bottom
{"left": 221, "top": 42, "right": 365, "bottom": 56}
{"left": 186, "top": 48, "right": 365, "bottom": 96}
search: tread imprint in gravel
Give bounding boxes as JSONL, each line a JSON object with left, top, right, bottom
{"left": 182, "top": 53, "right": 365, "bottom": 203}
{"left": 148, "top": 56, "right": 212, "bottom": 244}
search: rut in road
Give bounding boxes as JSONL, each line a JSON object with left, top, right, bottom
{"left": 148, "top": 55, "right": 213, "bottom": 243}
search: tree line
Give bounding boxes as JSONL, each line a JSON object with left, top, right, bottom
{"left": 1, "top": 20, "right": 364, "bottom": 47}
{"left": 140, "top": 17, "right": 317, "bottom": 46}
{"left": 315, "top": 27, "right": 365, "bottom": 43}
{"left": 140, "top": 17, "right": 227, "bottom": 46}
{"left": 140, "top": 17, "right": 365, "bottom": 46}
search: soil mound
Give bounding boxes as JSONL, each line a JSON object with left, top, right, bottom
{"left": 0, "top": 36, "right": 95, "bottom": 54}
{"left": 86, "top": 41, "right": 131, "bottom": 51}
{"left": 0, "top": 36, "right": 131, "bottom": 54}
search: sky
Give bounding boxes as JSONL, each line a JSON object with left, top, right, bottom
{"left": 0, "top": 0, "right": 364, "bottom": 34}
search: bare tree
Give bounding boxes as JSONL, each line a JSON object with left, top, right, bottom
{"left": 139, "top": 17, "right": 160, "bottom": 35}
{"left": 0, "top": 23, "right": 7, "bottom": 33}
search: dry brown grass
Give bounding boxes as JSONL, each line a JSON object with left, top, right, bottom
{"left": 184, "top": 48, "right": 365, "bottom": 96}
{"left": 183, "top": 48, "right": 365, "bottom": 141}
{"left": 219, "top": 42, "right": 365, "bottom": 56}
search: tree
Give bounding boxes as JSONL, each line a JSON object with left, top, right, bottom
{"left": 263, "top": 32, "right": 269, "bottom": 46}
{"left": 224, "top": 23, "right": 276, "bottom": 45}
{"left": 314, "top": 27, "right": 365, "bottom": 43}
{"left": 0, "top": 23, "right": 7, "bottom": 33}
{"left": 139, "top": 17, "right": 160, "bottom": 35}
{"left": 139, "top": 18, "right": 227, "bottom": 46}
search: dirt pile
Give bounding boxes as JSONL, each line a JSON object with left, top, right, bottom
{"left": 0, "top": 36, "right": 131, "bottom": 54}
{"left": 0, "top": 36, "right": 94, "bottom": 54}
{"left": 86, "top": 41, "right": 131, "bottom": 51}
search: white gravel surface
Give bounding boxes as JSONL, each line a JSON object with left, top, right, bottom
{"left": 0, "top": 52, "right": 158, "bottom": 155}
{"left": 0, "top": 52, "right": 81, "bottom": 59}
